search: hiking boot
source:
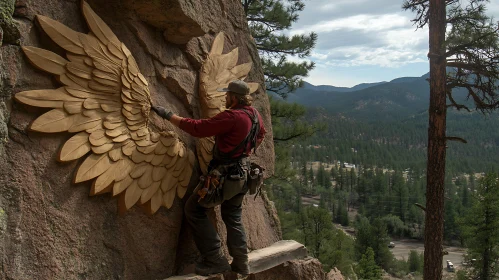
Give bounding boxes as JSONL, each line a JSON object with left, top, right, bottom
{"left": 231, "top": 258, "right": 250, "bottom": 275}
{"left": 195, "top": 255, "right": 231, "bottom": 276}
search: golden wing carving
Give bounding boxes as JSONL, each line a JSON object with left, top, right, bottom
{"left": 15, "top": 1, "right": 194, "bottom": 214}
{"left": 197, "top": 32, "right": 259, "bottom": 173}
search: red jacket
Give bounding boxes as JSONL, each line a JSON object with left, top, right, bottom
{"left": 179, "top": 105, "right": 266, "bottom": 158}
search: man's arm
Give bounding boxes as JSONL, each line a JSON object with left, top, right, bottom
{"left": 168, "top": 114, "right": 183, "bottom": 127}
{"left": 151, "top": 105, "right": 234, "bottom": 137}
{"left": 152, "top": 105, "right": 183, "bottom": 127}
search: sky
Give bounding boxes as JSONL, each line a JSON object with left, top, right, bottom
{"left": 288, "top": 0, "right": 499, "bottom": 87}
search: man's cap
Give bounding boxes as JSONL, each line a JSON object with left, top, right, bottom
{"left": 217, "top": 80, "right": 250, "bottom": 96}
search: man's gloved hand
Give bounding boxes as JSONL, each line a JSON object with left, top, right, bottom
{"left": 152, "top": 105, "right": 173, "bottom": 120}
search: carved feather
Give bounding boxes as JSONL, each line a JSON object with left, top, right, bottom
{"left": 197, "top": 32, "right": 258, "bottom": 174}
{"left": 15, "top": 1, "right": 193, "bottom": 213}
{"left": 31, "top": 109, "right": 74, "bottom": 133}
{"left": 75, "top": 153, "right": 111, "bottom": 183}
{"left": 163, "top": 186, "right": 176, "bottom": 209}
{"left": 59, "top": 132, "right": 91, "bottom": 161}
{"left": 140, "top": 181, "right": 160, "bottom": 204}
{"left": 82, "top": 1, "right": 121, "bottom": 49}
{"left": 124, "top": 180, "right": 142, "bottom": 209}
{"left": 150, "top": 189, "right": 163, "bottom": 213}
{"left": 15, "top": 88, "right": 80, "bottom": 108}
{"left": 37, "top": 15, "right": 85, "bottom": 55}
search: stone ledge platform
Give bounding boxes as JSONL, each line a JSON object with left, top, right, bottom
{"left": 166, "top": 240, "right": 308, "bottom": 279}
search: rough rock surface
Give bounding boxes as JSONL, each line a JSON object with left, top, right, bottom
{"left": 327, "top": 268, "right": 346, "bottom": 280}
{"left": 0, "top": 0, "right": 21, "bottom": 46}
{"left": 0, "top": 1, "right": 277, "bottom": 279}
{"left": 249, "top": 258, "right": 328, "bottom": 280}
{"left": 164, "top": 258, "right": 336, "bottom": 280}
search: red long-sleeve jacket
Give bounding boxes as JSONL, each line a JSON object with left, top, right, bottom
{"left": 179, "top": 105, "right": 266, "bottom": 158}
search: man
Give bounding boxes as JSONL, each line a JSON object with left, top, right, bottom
{"left": 152, "top": 80, "right": 266, "bottom": 276}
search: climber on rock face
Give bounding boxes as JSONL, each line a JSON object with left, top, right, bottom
{"left": 153, "top": 79, "right": 266, "bottom": 276}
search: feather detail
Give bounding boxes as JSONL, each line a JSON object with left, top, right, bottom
{"left": 59, "top": 132, "right": 91, "bottom": 161}
{"left": 23, "top": 47, "right": 68, "bottom": 75}
{"left": 37, "top": 15, "right": 85, "bottom": 55}
{"left": 75, "top": 153, "right": 111, "bottom": 183}
{"left": 14, "top": 1, "right": 195, "bottom": 214}
{"left": 31, "top": 109, "right": 73, "bottom": 133}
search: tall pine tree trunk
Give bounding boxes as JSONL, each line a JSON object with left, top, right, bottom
{"left": 424, "top": 0, "right": 447, "bottom": 279}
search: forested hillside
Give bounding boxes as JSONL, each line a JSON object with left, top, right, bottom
{"left": 267, "top": 74, "right": 499, "bottom": 279}
{"left": 262, "top": 0, "right": 499, "bottom": 278}
{"left": 286, "top": 75, "right": 499, "bottom": 174}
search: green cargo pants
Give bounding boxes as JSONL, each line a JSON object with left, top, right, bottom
{"left": 184, "top": 160, "right": 249, "bottom": 263}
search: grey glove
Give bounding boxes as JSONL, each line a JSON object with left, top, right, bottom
{"left": 152, "top": 105, "right": 173, "bottom": 120}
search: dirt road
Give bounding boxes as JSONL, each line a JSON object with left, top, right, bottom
{"left": 390, "top": 239, "right": 465, "bottom": 268}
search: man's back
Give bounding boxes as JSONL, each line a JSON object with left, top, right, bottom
{"left": 179, "top": 105, "right": 265, "bottom": 157}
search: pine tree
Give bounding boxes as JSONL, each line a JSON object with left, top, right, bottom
{"left": 402, "top": 1, "right": 499, "bottom": 278}
{"left": 308, "top": 166, "right": 315, "bottom": 193}
{"left": 296, "top": 208, "right": 309, "bottom": 245}
{"left": 301, "top": 160, "right": 307, "bottom": 187}
{"left": 444, "top": 175, "right": 459, "bottom": 241}
{"left": 469, "top": 173, "right": 476, "bottom": 193}
{"left": 392, "top": 171, "right": 408, "bottom": 221}
{"left": 242, "top": 0, "right": 317, "bottom": 97}
{"left": 267, "top": 97, "right": 324, "bottom": 210}
{"left": 319, "top": 229, "right": 355, "bottom": 278}
{"left": 461, "top": 182, "right": 470, "bottom": 209}
{"left": 270, "top": 97, "right": 323, "bottom": 142}
{"left": 356, "top": 167, "right": 369, "bottom": 205}
{"left": 354, "top": 217, "right": 393, "bottom": 270}
{"left": 460, "top": 172, "right": 499, "bottom": 280}
{"left": 408, "top": 250, "right": 424, "bottom": 273}
{"left": 356, "top": 247, "right": 382, "bottom": 280}
{"left": 305, "top": 206, "right": 334, "bottom": 258}
{"left": 316, "top": 163, "right": 329, "bottom": 188}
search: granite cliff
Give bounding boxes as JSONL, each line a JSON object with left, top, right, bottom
{"left": 0, "top": 1, "right": 335, "bottom": 279}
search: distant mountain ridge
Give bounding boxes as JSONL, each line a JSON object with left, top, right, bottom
{"left": 301, "top": 81, "right": 388, "bottom": 92}
{"left": 295, "top": 72, "right": 499, "bottom": 173}
{"left": 285, "top": 73, "right": 432, "bottom": 121}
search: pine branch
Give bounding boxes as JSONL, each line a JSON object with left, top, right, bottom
{"left": 248, "top": 18, "right": 282, "bottom": 29}
{"left": 446, "top": 62, "right": 495, "bottom": 76}
{"left": 274, "top": 134, "right": 306, "bottom": 142}
{"left": 415, "top": 203, "right": 426, "bottom": 212}
{"left": 257, "top": 45, "right": 302, "bottom": 56}
{"left": 446, "top": 136, "right": 468, "bottom": 143}
{"left": 445, "top": 89, "right": 471, "bottom": 111}
{"left": 242, "top": 0, "right": 256, "bottom": 14}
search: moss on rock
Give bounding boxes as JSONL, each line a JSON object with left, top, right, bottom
{"left": 0, "top": 0, "right": 20, "bottom": 46}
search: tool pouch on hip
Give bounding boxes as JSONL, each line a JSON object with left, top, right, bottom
{"left": 248, "top": 162, "right": 264, "bottom": 195}
{"left": 222, "top": 161, "right": 248, "bottom": 200}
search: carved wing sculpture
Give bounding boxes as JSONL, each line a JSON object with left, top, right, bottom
{"left": 197, "top": 32, "right": 259, "bottom": 173}
{"left": 15, "top": 1, "right": 194, "bottom": 214}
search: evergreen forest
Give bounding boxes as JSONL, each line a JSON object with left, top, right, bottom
{"left": 244, "top": 0, "right": 499, "bottom": 279}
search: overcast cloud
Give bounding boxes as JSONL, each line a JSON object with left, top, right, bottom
{"left": 289, "top": 0, "right": 499, "bottom": 87}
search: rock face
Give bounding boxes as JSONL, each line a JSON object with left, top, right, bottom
{"left": 0, "top": 1, "right": 277, "bottom": 279}
{"left": 250, "top": 258, "right": 328, "bottom": 280}
{"left": 0, "top": 0, "right": 21, "bottom": 46}
{"left": 327, "top": 268, "right": 346, "bottom": 280}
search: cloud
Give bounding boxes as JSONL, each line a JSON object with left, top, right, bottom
{"left": 295, "top": 0, "right": 406, "bottom": 26}
{"left": 310, "top": 52, "right": 328, "bottom": 60}
{"left": 287, "top": 0, "right": 498, "bottom": 86}
{"left": 314, "top": 29, "right": 386, "bottom": 50}
{"left": 487, "top": 2, "right": 499, "bottom": 18}
{"left": 291, "top": 14, "right": 409, "bottom": 36}
{"left": 282, "top": 0, "right": 432, "bottom": 70}
{"left": 316, "top": 47, "right": 427, "bottom": 68}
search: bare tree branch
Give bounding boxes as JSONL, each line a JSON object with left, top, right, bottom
{"left": 446, "top": 136, "right": 468, "bottom": 143}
